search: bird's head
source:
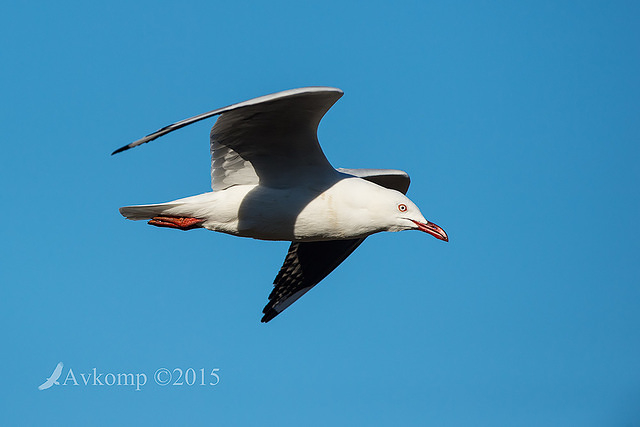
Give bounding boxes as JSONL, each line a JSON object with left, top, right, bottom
{"left": 335, "top": 178, "right": 448, "bottom": 241}
{"left": 381, "top": 192, "right": 448, "bottom": 242}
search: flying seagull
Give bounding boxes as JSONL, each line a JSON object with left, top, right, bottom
{"left": 112, "top": 87, "right": 448, "bottom": 322}
{"left": 38, "top": 362, "right": 64, "bottom": 390}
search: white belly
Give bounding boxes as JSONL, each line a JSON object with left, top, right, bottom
{"left": 176, "top": 178, "right": 391, "bottom": 241}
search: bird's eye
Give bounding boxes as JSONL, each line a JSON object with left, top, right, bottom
{"left": 398, "top": 203, "right": 407, "bottom": 212}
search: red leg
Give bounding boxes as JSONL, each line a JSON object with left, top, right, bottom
{"left": 148, "top": 216, "right": 204, "bottom": 231}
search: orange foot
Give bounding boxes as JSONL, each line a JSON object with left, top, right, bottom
{"left": 148, "top": 216, "right": 204, "bottom": 231}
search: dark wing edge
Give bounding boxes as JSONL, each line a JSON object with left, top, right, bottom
{"left": 337, "top": 168, "right": 411, "bottom": 194}
{"left": 261, "top": 238, "right": 365, "bottom": 323}
{"left": 111, "top": 87, "right": 343, "bottom": 155}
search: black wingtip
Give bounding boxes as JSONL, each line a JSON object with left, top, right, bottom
{"left": 111, "top": 145, "right": 131, "bottom": 156}
{"left": 261, "top": 309, "right": 279, "bottom": 323}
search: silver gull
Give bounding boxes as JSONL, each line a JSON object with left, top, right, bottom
{"left": 112, "top": 87, "right": 448, "bottom": 322}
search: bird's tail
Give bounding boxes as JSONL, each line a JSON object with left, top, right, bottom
{"left": 119, "top": 202, "right": 188, "bottom": 221}
{"left": 119, "top": 193, "right": 217, "bottom": 230}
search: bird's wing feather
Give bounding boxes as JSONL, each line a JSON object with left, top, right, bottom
{"left": 262, "top": 238, "right": 365, "bottom": 322}
{"left": 209, "top": 87, "right": 342, "bottom": 189}
{"left": 112, "top": 87, "right": 343, "bottom": 190}
{"left": 337, "top": 168, "right": 411, "bottom": 194}
{"left": 261, "top": 169, "right": 412, "bottom": 322}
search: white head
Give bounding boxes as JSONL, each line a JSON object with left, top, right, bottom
{"left": 334, "top": 178, "right": 448, "bottom": 241}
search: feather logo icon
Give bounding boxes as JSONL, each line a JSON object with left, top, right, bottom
{"left": 38, "top": 362, "right": 64, "bottom": 390}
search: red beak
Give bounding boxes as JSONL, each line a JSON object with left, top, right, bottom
{"left": 411, "top": 220, "right": 448, "bottom": 242}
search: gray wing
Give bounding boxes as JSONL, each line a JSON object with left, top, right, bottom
{"left": 337, "top": 168, "right": 410, "bottom": 194}
{"left": 209, "top": 87, "right": 342, "bottom": 189}
{"left": 261, "top": 169, "right": 411, "bottom": 322}
{"left": 262, "top": 238, "right": 365, "bottom": 322}
{"left": 112, "top": 87, "right": 343, "bottom": 190}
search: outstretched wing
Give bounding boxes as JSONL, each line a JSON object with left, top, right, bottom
{"left": 337, "top": 168, "right": 410, "bottom": 194}
{"left": 209, "top": 87, "right": 342, "bottom": 189}
{"left": 261, "top": 169, "right": 411, "bottom": 322}
{"left": 112, "top": 87, "right": 343, "bottom": 190}
{"left": 262, "top": 238, "right": 365, "bottom": 322}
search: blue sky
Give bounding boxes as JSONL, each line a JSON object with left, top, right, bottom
{"left": 1, "top": 1, "right": 639, "bottom": 425}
